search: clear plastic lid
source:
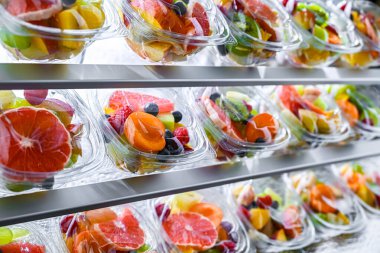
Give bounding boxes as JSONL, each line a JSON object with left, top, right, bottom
{"left": 57, "top": 205, "right": 160, "bottom": 252}
{"left": 150, "top": 189, "right": 251, "bottom": 252}
{"left": 285, "top": 169, "right": 366, "bottom": 237}
{"left": 0, "top": 89, "right": 104, "bottom": 194}
{"left": 190, "top": 87, "right": 290, "bottom": 160}
{"left": 334, "top": 159, "right": 380, "bottom": 216}
{"left": 272, "top": 85, "right": 350, "bottom": 149}
{"left": 229, "top": 178, "right": 315, "bottom": 251}
{"left": 91, "top": 88, "right": 209, "bottom": 174}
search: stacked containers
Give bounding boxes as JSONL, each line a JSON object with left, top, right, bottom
{"left": 0, "top": 90, "right": 104, "bottom": 195}
{"left": 120, "top": 0, "right": 230, "bottom": 63}
{"left": 190, "top": 87, "right": 290, "bottom": 160}
{"left": 229, "top": 178, "right": 315, "bottom": 252}
{"left": 214, "top": 0, "right": 302, "bottom": 65}
{"left": 0, "top": 0, "right": 120, "bottom": 61}
{"left": 282, "top": 0, "right": 362, "bottom": 68}
{"left": 91, "top": 88, "right": 209, "bottom": 174}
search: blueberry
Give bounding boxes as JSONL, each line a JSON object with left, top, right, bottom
{"left": 172, "top": 111, "right": 183, "bottom": 123}
{"left": 165, "top": 129, "right": 174, "bottom": 139}
{"left": 165, "top": 137, "right": 184, "bottom": 155}
{"left": 221, "top": 221, "right": 233, "bottom": 233}
{"left": 255, "top": 138, "right": 266, "bottom": 143}
{"left": 250, "top": 201, "right": 258, "bottom": 208}
{"left": 105, "top": 114, "right": 111, "bottom": 118}
{"left": 158, "top": 148, "right": 171, "bottom": 156}
{"left": 217, "top": 44, "right": 229, "bottom": 56}
{"left": 210, "top": 92, "right": 221, "bottom": 102}
{"left": 42, "top": 177, "right": 55, "bottom": 190}
{"left": 144, "top": 103, "right": 159, "bottom": 116}
{"left": 237, "top": 151, "right": 247, "bottom": 157}
{"left": 271, "top": 200, "right": 279, "bottom": 209}
{"left": 174, "top": 1, "right": 187, "bottom": 16}
{"left": 228, "top": 231, "right": 239, "bottom": 243}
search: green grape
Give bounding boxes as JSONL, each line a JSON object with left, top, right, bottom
{"left": 0, "top": 30, "right": 31, "bottom": 50}
{"left": 11, "top": 228, "right": 29, "bottom": 240}
{"left": 0, "top": 227, "right": 13, "bottom": 246}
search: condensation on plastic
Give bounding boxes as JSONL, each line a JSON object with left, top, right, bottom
{"left": 56, "top": 204, "right": 161, "bottom": 253}
{"left": 150, "top": 188, "right": 252, "bottom": 253}
{"left": 0, "top": 0, "right": 122, "bottom": 62}
{"left": 284, "top": 169, "right": 367, "bottom": 239}
{"left": 0, "top": 89, "right": 105, "bottom": 195}
{"left": 189, "top": 86, "right": 290, "bottom": 161}
{"left": 214, "top": 0, "right": 303, "bottom": 65}
{"left": 90, "top": 88, "right": 209, "bottom": 175}
{"left": 283, "top": 0, "right": 362, "bottom": 68}
{"left": 120, "top": 0, "right": 231, "bottom": 63}
{"left": 271, "top": 85, "right": 350, "bottom": 150}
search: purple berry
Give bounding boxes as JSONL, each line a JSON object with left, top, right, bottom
{"left": 155, "top": 203, "right": 170, "bottom": 220}
{"left": 60, "top": 214, "right": 78, "bottom": 237}
{"left": 221, "top": 221, "right": 233, "bottom": 233}
{"left": 24, "top": 90, "right": 48, "bottom": 105}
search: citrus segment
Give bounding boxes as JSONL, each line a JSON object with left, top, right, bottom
{"left": 188, "top": 203, "right": 224, "bottom": 227}
{"left": 85, "top": 208, "right": 117, "bottom": 225}
{"left": 5, "top": 0, "right": 62, "bottom": 21}
{"left": 0, "top": 242, "right": 45, "bottom": 253}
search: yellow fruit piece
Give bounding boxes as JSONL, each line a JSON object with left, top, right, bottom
{"left": 357, "top": 184, "right": 375, "bottom": 207}
{"left": 104, "top": 107, "right": 115, "bottom": 115}
{"left": 249, "top": 208, "right": 270, "bottom": 230}
{"left": 342, "top": 52, "right": 373, "bottom": 67}
{"left": 299, "top": 109, "right": 318, "bottom": 133}
{"left": 317, "top": 117, "right": 332, "bottom": 134}
{"left": 337, "top": 212, "right": 350, "bottom": 225}
{"left": 0, "top": 90, "right": 16, "bottom": 109}
{"left": 170, "top": 192, "right": 203, "bottom": 213}
{"left": 274, "top": 229, "right": 287, "bottom": 241}
{"left": 335, "top": 93, "right": 349, "bottom": 101}
{"left": 20, "top": 37, "right": 49, "bottom": 59}
{"left": 56, "top": 9, "right": 88, "bottom": 49}
{"left": 78, "top": 4, "right": 105, "bottom": 29}
{"left": 143, "top": 42, "right": 172, "bottom": 62}
{"left": 140, "top": 11, "right": 162, "bottom": 29}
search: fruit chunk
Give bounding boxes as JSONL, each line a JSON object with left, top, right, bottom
{"left": 6, "top": 0, "right": 62, "bottom": 21}
{"left": 0, "top": 242, "right": 45, "bottom": 253}
{"left": 157, "top": 113, "right": 175, "bottom": 131}
{"left": 170, "top": 192, "right": 203, "bottom": 213}
{"left": 0, "top": 90, "right": 16, "bottom": 109}
{"left": 0, "top": 227, "right": 13, "bottom": 246}
{"left": 0, "top": 30, "right": 31, "bottom": 50}
{"left": 143, "top": 42, "right": 172, "bottom": 62}
{"left": 249, "top": 208, "right": 270, "bottom": 230}
{"left": 85, "top": 207, "right": 117, "bottom": 225}
{"left": 273, "top": 229, "right": 287, "bottom": 241}
{"left": 74, "top": 230, "right": 105, "bottom": 253}
{"left": 299, "top": 109, "right": 318, "bottom": 133}
{"left": 77, "top": 4, "right": 105, "bottom": 29}
{"left": 37, "top": 98, "right": 75, "bottom": 126}
{"left": 56, "top": 9, "right": 88, "bottom": 49}
{"left": 357, "top": 184, "right": 375, "bottom": 206}
{"left": 246, "top": 113, "right": 278, "bottom": 142}
{"left": 24, "top": 90, "right": 48, "bottom": 105}
{"left": 263, "top": 188, "right": 282, "bottom": 206}
{"left": 336, "top": 99, "right": 359, "bottom": 126}
{"left": 191, "top": 3, "right": 210, "bottom": 36}
{"left": 189, "top": 202, "right": 224, "bottom": 227}
{"left": 310, "top": 184, "right": 337, "bottom": 213}
{"left": 19, "top": 37, "right": 51, "bottom": 59}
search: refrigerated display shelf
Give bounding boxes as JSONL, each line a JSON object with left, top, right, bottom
{"left": 0, "top": 139, "right": 380, "bottom": 226}
{"left": 1, "top": 64, "right": 380, "bottom": 89}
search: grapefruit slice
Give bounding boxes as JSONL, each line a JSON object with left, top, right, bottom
{"left": 5, "top": 0, "right": 62, "bottom": 22}
{"left": 0, "top": 242, "right": 45, "bottom": 253}
{"left": 108, "top": 91, "right": 175, "bottom": 113}
{"left": 85, "top": 207, "right": 117, "bottom": 225}
{"left": 163, "top": 212, "right": 218, "bottom": 250}
{"left": 191, "top": 3, "right": 210, "bottom": 36}
{"left": 0, "top": 107, "right": 72, "bottom": 173}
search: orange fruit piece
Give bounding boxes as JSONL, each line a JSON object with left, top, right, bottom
{"left": 0, "top": 107, "right": 71, "bottom": 173}
{"left": 310, "top": 184, "right": 337, "bottom": 213}
{"left": 85, "top": 207, "right": 117, "bottom": 225}
{"left": 336, "top": 99, "right": 359, "bottom": 126}
{"left": 124, "top": 112, "right": 165, "bottom": 153}
{"left": 74, "top": 230, "right": 105, "bottom": 253}
{"left": 189, "top": 202, "right": 224, "bottom": 227}
{"left": 246, "top": 113, "right": 278, "bottom": 143}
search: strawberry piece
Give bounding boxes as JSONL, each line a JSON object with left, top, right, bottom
{"left": 173, "top": 127, "right": 190, "bottom": 145}
{"left": 60, "top": 214, "right": 78, "bottom": 237}
{"left": 108, "top": 105, "right": 133, "bottom": 134}
{"left": 257, "top": 195, "right": 273, "bottom": 209}
{"left": 239, "top": 205, "right": 251, "bottom": 220}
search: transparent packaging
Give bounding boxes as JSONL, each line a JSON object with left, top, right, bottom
{"left": 282, "top": 0, "right": 362, "bottom": 68}
{"left": 189, "top": 86, "right": 290, "bottom": 161}
{"left": 150, "top": 188, "right": 251, "bottom": 252}
{"left": 120, "top": 0, "right": 230, "bottom": 63}
{"left": 271, "top": 85, "right": 350, "bottom": 150}
{"left": 328, "top": 85, "right": 380, "bottom": 140}
{"left": 285, "top": 169, "right": 366, "bottom": 238}
{"left": 57, "top": 205, "right": 161, "bottom": 252}
{"left": 214, "top": 0, "right": 302, "bottom": 66}
{"left": 0, "top": 89, "right": 104, "bottom": 195}
{"left": 0, "top": 0, "right": 121, "bottom": 62}
{"left": 91, "top": 88, "right": 209, "bottom": 174}
{"left": 228, "top": 178, "right": 315, "bottom": 252}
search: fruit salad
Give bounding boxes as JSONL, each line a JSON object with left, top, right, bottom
{"left": 339, "top": 0, "right": 380, "bottom": 68}
{"left": 274, "top": 85, "right": 349, "bottom": 149}
{"left": 191, "top": 87, "right": 289, "bottom": 160}
{"left": 96, "top": 89, "right": 208, "bottom": 174}
{"left": 283, "top": 0, "right": 362, "bottom": 68}
{"left": 152, "top": 190, "right": 250, "bottom": 252}
{"left": 231, "top": 179, "right": 315, "bottom": 251}
{"left": 60, "top": 206, "right": 158, "bottom": 253}
{"left": 121, "top": 0, "right": 229, "bottom": 63}
{"left": 215, "top": 0, "right": 301, "bottom": 65}
{"left": 0, "top": 0, "right": 115, "bottom": 61}
{"left": 0, "top": 90, "right": 101, "bottom": 193}
{"left": 287, "top": 170, "right": 366, "bottom": 236}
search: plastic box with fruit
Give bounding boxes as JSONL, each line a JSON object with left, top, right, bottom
{"left": 120, "top": 0, "right": 230, "bottom": 63}
{"left": 190, "top": 87, "right": 290, "bottom": 160}
{"left": 229, "top": 178, "right": 315, "bottom": 252}
{"left": 214, "top": 0, "right": 302, "bottom": 66}
{"left": 271, "top": 85, "right": 350, "bottom": 150}
{"left": 285, "top": 169, "right": 367, "bottom": 238}
{"left": 150, "top": 189, "right": 251, "bottom": 252}
{"left": 0, "top": 0, "right": 120, "bottom": 61}
{"left": 91, "top": 88, "right": 209, "bottom": 174}
{"left": 282, "top": 0, "right": 362, "bottom": 68}
{"left": 0, "top": 89, "right": 104, "bottom": 195}
{"left": 57, "top": 205, "right": 161, "bottom": 253}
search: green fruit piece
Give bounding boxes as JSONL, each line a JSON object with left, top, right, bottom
{"left": 316, "top": 117, "right": 331, "bottom": 134}
{"left": 313, "top": 97, "right": 327, "bottom": 111}
{"left": 296, "top": 2, "right": 307, "bottom": 11}
{"left": 157, "top": 113, "right": 175, "bottom": 131}
{"left": 280, "top": 110, "right": 303, "bottom": 139}
{"left": 299, "top": 109, "right": 318, "bottom": 133}
{"left": 137, "top": 244, "right": 151, "bottom": 252}
{"left": 11, "top": 228, "right": 29, "bottom": 240}
{"left": 223, "top": 97, "right": 249, "bottom": 122}
{"left": 0, "top": 30, "right": 31, "bottom": 50}
{"left": 0, "top": 227, "right": 13, "bottom": 246}
{"left": 5, "top": 182, "right": 34, "bottom": 192}
{"left": 65, "top": 154, "right": 79, "bottom": 168}
{"left": 360, "top": 108, "right": 380, "bottom": 126}
{"left": 250, "top": 108, "right": 258, "bottom": 116}
{"left": 326, "top": 213, "right": 338, "bottom": 223}
{"left": 201, "top": 249, "right": 222, "bottom": 253}
{"left": 0, "top": 90, "right": 16, "bottom": 109}
{"left": 295, "top": 85, "right": 305, "bottom": 96}
{"left": 263, "top": 187, "right": 283, "bottom": 206}
{"left": 334, "top": 85, "right": 356, "bottom": 99}
{"left": 12, "top": 98, "right": 32, "bottom": 108}
{"left": 316, "top": 213, "right": 328, "bottom": 221}
{"left": 227, "top": 43, "right": 252, "bottom": 57}
{"left": 307, "top": 3, "right": 329, "bottom": 24}
{"left": 352, "top": 163, "right": 364, "bottom": 174}
{"left": 226, "top": 91, "right": 251, "bottom": 102}
{"left": 313, "top": 24, "right": 328, "bottom": 42}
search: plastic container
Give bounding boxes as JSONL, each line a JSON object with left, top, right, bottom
{"left": 334, "top": 159, "right": 380, "bottom": 216}
{"left": 329, "top": 85, "right": 380, "bottom": 140}
{"left": 91, "top": 88, "right": 209, "bottom": 175}
{"left": 189, "top": 86, "right": 290, "bottom": 160}
{"left": 0, "top": 223, "right": 55, "bottom": 252}
{"left": 150, "top": 189, "right": 251, "bottom": 252}
{"left": 228, "top": 178, "right": 315, "bottom": 252}
{"left": 271, "top": 85, "right": 350, "bottom": 150}
{"left": 57, "top": 205, "right": 161, "bottom": 253}
{"left": 0, "top": 0, "right": 120, "bottom": 62}
{"left": 120, "top": 0, "right": 230, "bottom": 63}
{"left": 285, "top": 169, "right": 366, "bottom": 238}
{"left": 282, "top": 0, "right": 362, "bottom": 68}
{"left": 214, "top": 0, "right": 302, "bottom": 65}
{"left": 0, "top": 89, "right": 104, "bottom": 195}
{"left": 338, "top": 0, "right": 380, "bottom": 68}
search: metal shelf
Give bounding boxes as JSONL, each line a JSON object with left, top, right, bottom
{"left": 1, "top": 140, "right": 380, "bottom": 226}
{"left": 0, "top": 64, "right": 380, "bottom": 89}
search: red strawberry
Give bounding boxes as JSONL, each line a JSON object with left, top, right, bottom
{"left": 173, "top": 127, "right": 190, "bottom": 145}
{"left": 60, "top": 214, "right": 78, "bottom": 237}
{"left": 239, "top": 205, "right": 251, "bottom": 220}
{"left": 108, "top": 105, "right": 133, "bottom": 134}
{"left": 257, "top": 195, "right": 273, "bottom": 209}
